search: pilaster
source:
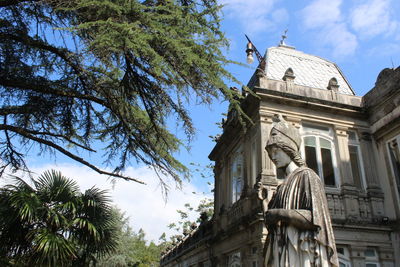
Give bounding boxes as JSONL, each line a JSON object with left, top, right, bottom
{"left": 335, "top": 126, "right": 354, "bottom": 187}
{"left": 359, "top": 132, "right": 380, "bottom": 190}
{"left": 350, "top": 246, "right": 367, "bottom": 267}
{"left": 259, "top": 112, "right": 277, "bottom": 186}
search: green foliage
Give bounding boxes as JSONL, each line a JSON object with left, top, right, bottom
{"left": 163, "top": 196, "right": 213, "bottom": 246}
{"left": 0, "top": 0, "right": 248, "bottom": 186}
{"left": 97, "top": 208, "right": 161, "bottom": 267}
{"left": 0, "top": 170, "right": 117, "bottom": 266}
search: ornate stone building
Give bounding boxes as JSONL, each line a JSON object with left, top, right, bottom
{"left": 160, "top": 43, "right": 400, "bottom": 267}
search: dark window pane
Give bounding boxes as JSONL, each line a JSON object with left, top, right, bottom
{"left": 348, "top": 131, "right": 357, "bottom": 141}
{"left": 349, "top": 145, "right": 362, "bottom": 188}
{"left": 365, "top": 249, "right": 376, "bottom": 257}
{"left": 321, "top": 147, "right": 335, "bottom": 186}
{"left": 305, "top": 146, "right": 318, "bottom": 174}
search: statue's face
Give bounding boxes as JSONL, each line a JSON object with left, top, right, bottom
{"left": 268, "top": 146, "right": 291, "bottom": 168}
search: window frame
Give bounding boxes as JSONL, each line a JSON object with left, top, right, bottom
{"left": 230, "top": 146, "right": 244, "bottom": 204}
{"left": 365, "top": 248, "right": 380, "bottom": 267}
{"left": 348, "top": 131, "right": 367, "bottom": 190}
{"left": 337, "top": 245, "right": 352, "bottom": 267}
{"left": 228, "top": 252, "right": 241, "bottom": 267}
{"left": 300, "top": 124, "right": 340, "bottom": 188}
{"left": 386, "top": 135, "right": 400, "bottom": 202}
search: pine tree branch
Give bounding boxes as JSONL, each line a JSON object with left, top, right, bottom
{"left": 21, "top": 129, "right": 96, "bottom": 152}
{"left": 0, "top": 105, "right": 35, "bottom": 116}
{"left": 0, "top": 124, "right": 145, "bottom": 184}
{"left": 0, "top": 0, "right": 36, "bottom": 8}
{"left": 0, "top": 31, "right": 90, "bottom": 92}
{"left": 0, "top": 76, "right": 107, "bottom": 107}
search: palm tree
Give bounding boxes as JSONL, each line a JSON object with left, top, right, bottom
{"left": 0, "top": 170, "right": 117, "bottom": 266}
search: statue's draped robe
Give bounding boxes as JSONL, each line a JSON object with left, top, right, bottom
{"left": 264, "top": 167, "right": 338, "bottom": 267}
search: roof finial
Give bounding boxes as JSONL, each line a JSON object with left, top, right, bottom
{"left": 278, "top": 29, "right": 295, "bottom": 49}
{"left": 280, "top": 29, "right": 288, "bottom": 46}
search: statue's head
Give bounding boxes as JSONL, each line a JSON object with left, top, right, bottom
{"left": 266, "top": 114, "right": 305, "bottom": 167}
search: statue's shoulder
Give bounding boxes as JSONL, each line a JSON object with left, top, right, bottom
{"left": 294, "top": 166, "right": 321, "bottom": 182}
{"left": 294, "top": 166, "right": 316, "bottom": 175}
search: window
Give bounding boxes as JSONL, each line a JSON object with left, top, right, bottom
{"left": 388, "top": 136, "right": 400, "bottom": 197}
{"left": 228, "top": 252, "right": 241, "bottom": 267}
{"left": 337, "top": 246, "right": 351, "bottom": 267}
{"left": 365, "top": 248, "right": 380, "bottom": 267}
{"left": 302, "top": 126, "right": 338, "bottom": 187}
{"left": 348, "top": 131, "right": 366, "bottom": 189}
{"left": 231, "top": 148, "right": 243, "bottom": 204}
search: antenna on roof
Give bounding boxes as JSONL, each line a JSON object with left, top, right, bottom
{"left": 245, "top": 34, "right": 264, "bottom": 64}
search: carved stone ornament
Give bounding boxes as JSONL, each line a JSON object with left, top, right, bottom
{"left": 257, "top": 114, "right": 339, "bottom": 267}
{"left": 282, "top": 68, "right": 295, "bottom": 81}
{"left": 327, "top": 77, "right": 340, "bottom": 91}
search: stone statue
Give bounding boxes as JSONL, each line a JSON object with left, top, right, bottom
{"left": 257, "top": 114, "right": 338, "bottom": 267}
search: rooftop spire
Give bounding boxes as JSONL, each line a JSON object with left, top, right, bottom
{"left": 278, "top": 29, "right": 295, "bottom": 49}
{"left": 280, "top": 29, "right": 288, "bottom": 46}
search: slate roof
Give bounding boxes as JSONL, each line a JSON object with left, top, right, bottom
{"left": 264, "top": 46, "right": 355, "bottom": 95}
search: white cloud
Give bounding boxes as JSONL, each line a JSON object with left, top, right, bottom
{"left": 350, "top": 0, "right": 399, "bottom": 39}
{"left": 322, "top": 23, "right": 358, "bottom": 58}
{"left": 301, "top": 0, "right": 342, "bottom": 29}
{"left": 300, "top": 0, "right": 358, "bottom": 58}
{"left": 220, "top": 0, "right": 288, "bottom": 34}
{"left": 3, "top": 163, "right": 210, "bottom": 243}
{"left": 366, "top": 43, "right": 400, "bottom": 59}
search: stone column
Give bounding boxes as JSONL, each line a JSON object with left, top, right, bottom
{"left": 220, "top": 159, "right": 229, "bottom": 212}
{"left": 359, "top": 132, "right": 385, "bottom": 219}
{"left": 335, "top": 127, "right": 360, "bottom": 218}
{"left": 213, "top": 160, "right": 222, "bottom": 219}
{"left": 379, "top": 248, "right": 395, "bottom": 267}
{"left": 350, "top": 246, "right": 366, "bottom": 267}
{"left": 242, "top": 134, "right": 251, "bottom": 197}
{"left": 335, "top": 127, "right": 354, "bottom": 186}
{"left": 259, "top": 112, "right": 277, "bottom": 186}
{"left": 359, "top": 132, "right": 380, "bottom": 189}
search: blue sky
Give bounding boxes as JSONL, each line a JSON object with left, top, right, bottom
{"left": 11, "top": 0, "right": 400, "bottom": 242}
{"left": 184, "top": 0, "right": 400, "bottom": 191}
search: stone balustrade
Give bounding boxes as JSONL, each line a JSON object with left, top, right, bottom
{"left": 326, "top": 190, "right": 384, "bottom": 224}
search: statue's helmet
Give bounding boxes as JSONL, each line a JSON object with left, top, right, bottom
{"left": 266, "top": 114, "right": 301, "bottom": 153}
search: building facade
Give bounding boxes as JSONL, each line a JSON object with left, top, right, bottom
{"left": 160, "top": 44, "right": 400, "bottom": 267}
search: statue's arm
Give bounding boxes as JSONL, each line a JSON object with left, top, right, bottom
{"left": 265, "top": 209, "right": 318, "bottom": 231}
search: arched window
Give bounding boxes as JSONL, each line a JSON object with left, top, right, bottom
{"left": 301, "top": 124, "right": 339, "bottom": 187}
